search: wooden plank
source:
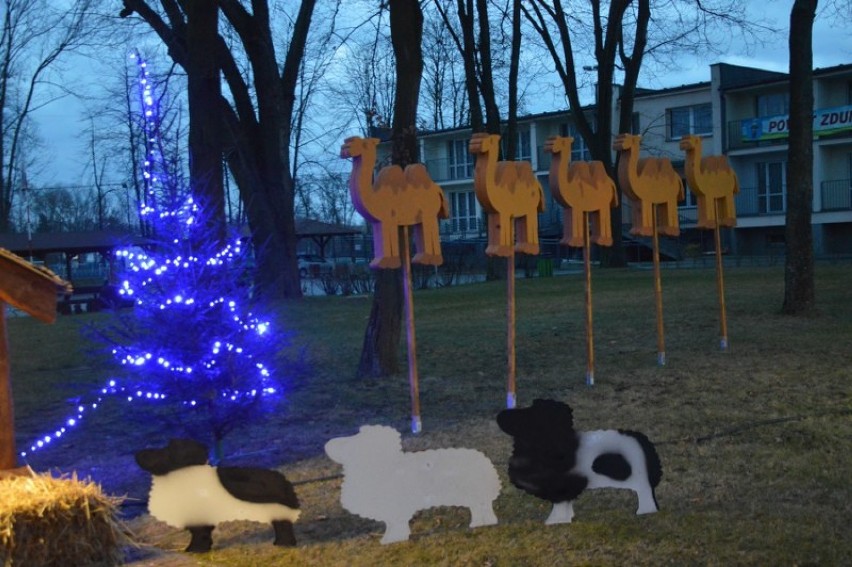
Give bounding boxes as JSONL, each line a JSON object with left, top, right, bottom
{"left": 0, "top": 250, "right": 70, "bottom": 323}
{"left": 0, "top": 305, "right": 15, "bottom": 469}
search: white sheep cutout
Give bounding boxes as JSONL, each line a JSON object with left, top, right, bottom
{"left": 324, "top": 425, "right": 501, "bottom": 544}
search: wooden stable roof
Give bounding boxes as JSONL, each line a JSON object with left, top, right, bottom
{"left": 0, "top": 248, "right": 71, "bottom": 322}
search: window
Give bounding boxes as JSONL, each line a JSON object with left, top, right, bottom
{"left": 559, "top": 122, "right": 592, "bottom": 161}
{"left": 668, "top": 104, "right": 712, "bottom": 139}
{"left": 448, "top": 139, "right": 474, "bottom": 180}
{"left": 756, "top": 161, "right": 786, "bottom": 213}
{"left": 757, "top": 93, "right": 789, "bottom": 117}
{"left": 501, "top": 129, "right": 532, "bottom": 161}
{"left": 450, "top": 191, "right": 478, "bottom": 233}
{"left": 672, "top": 161, "right": 698, "bottom": 207}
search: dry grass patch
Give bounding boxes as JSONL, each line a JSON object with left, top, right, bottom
{"left": 0, "top": 471, "right": 125, "bottom": 566}
{"left": 7, "top": 264, "right": 852, "bottom": 565}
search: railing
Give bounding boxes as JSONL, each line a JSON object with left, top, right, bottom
{"left": 735, "top": 186, "right": 786, "bottom": 216}
{"left": 428, "top": 150, "right": 553, "bottom": 181}
{"left": 425, "top": 157, "right": 473, "bottom": 183}
{"left": 727, "top": 120, "right": 789, "bottom": 151}
{"left": 678, "top": 206, "right": 698, "bottom": 224}
{"left": 440, "top": 217, "right": 484, "bottom": 239}
{"left": 536, "top": 147, "right": 552, "bottom": 171}
{"left": 821, "top": 179, "right": 852, "bottom": 211}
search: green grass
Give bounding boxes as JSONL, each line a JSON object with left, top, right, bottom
{"left": 6, "top": 264, "right": 852, "bottom": 565}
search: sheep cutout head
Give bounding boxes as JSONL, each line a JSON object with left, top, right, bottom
{"left": 497, "top": 399, "right": 662, "bottom": 525}
{"left": 135, "top": 439, "right": 300, "bottom": 553}
{"left": 324, "top": 425, "right": 501, "bottom": 544}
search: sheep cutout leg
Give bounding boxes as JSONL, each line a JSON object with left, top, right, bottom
{"left": 135, "top": 439, "right": 301, "bottom": 553}
{"left": 324, "top": 425, "right": 501, "bottom": 544}
{"left": 497, "top": 399, "right": 662, "bottom": 525}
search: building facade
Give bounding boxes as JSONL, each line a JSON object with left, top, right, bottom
{"left": 380, "top": 61, "right": 852, "bottom": 259}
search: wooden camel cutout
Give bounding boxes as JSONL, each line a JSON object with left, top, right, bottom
{"left": 545, "top": 136, "right": 618, "bottom": 247}
{"left": 341, "top": 137, "right": 449, "bottom": 269}
{"left": 679, "top": 135, "right": 738, "bottom": 228}
{"left": 469, "top": 133, "right": 545, "bottom": 257}
{"left": 613, "top": 134, "right": 684, "bottom": 237}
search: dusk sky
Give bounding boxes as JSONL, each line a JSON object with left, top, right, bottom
{"left": 28, "top": 3, "right": 852, "bottom": 189}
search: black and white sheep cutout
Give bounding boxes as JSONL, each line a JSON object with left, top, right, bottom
{"left": 134, "top": 439, "right": 300, "bottom": 553}
{"left": 324, "top": 424, "right": 501, "bottom": 544}
{"left": 497, "top": 399, "right": 662, "bottom": 524}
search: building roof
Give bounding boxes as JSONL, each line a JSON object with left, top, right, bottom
{"left": 0, "top": 231, "right": 153, "bottom": 257}
{"left": 294, "top": 218, "right": 362, "bottom": 237}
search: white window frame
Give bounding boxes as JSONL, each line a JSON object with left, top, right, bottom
{"left": 756, "top": 161, "right": 787, "bottom": 214}
{"left": 448, "top": 139, "right": 474, "bottom": 180}
{"left": 450, "top": 190, "right": 478, "bottom": 233}
{"left": 668, "top": 103, "right": 712, "bottom": 140}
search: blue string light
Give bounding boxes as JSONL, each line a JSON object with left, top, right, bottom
{"left": 19, "top": 51, "right": 290, "bottom": 460}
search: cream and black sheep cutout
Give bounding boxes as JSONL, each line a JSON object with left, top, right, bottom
{"left": 497, "top": 399, "right": 662, "bottom": 524}
{"left": 135, "top": 439, "right": 300, "bottom": 552}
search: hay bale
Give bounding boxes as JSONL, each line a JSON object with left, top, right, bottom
{"left": 0, "top": 472, "right": 126, "bottom": 566}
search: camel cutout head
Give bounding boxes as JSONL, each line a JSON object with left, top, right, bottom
{"left": 612, "top": 133, "right": 641, "bottom": 153}
{"left": 340, "top": 136, "right": 379, "bottom": 160}
{"left": 543, "top": 135, "right": 573, "bottom": 156}
{"left": 678, "top": 134, "right": 700, "bottom": 154}
{"left": 468, "top": 132, "right": 500, "bottom": 156}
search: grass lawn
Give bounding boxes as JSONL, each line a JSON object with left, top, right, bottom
{"left": 6, "top": 263, "right": 852, "bottom": 565}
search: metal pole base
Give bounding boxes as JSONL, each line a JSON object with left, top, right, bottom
{"left": 411, "top": 416, "right": 422, "bottom": 434}
{"left": 506, "top": 391, "right": 517, "bottom": 409}
{"left": 720, "top": 337, "right": 729, "bottom": 351}
{"left": 657, "top": 351, "right": 666, "bottom": 366}
{"left": 585, "top": 371, "right": 594, "bottom": 387}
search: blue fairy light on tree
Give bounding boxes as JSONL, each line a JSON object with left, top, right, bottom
{"left": 82, "top": 52, "right": 296, "bottom": 461}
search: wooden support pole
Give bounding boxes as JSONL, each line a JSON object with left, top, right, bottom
{"left": 400, "top": 228, "right": 422, "bottom": 433}
{"left": 652, "top": 205, "right": 666, "bottom": 366}
{"left": 506, "top": 240, "right": 517, "bottom": 409}
{"left": 0, "top": 304, "right": 16, "bottom": 470}
{"left": 713, "top": 201, "right": 729, "bottom": 351}
{"left": 583, "top": 212, "right": 595, "bottom": 386}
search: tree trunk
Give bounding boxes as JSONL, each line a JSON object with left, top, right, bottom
{"left": 783, "top": 0, "right": 817, "bottom": 315}
{"left": 186, "top": 0, "right": 225, "bottom": 241}
{"left": 357, "top": 0, "right": 423, "bottom": 377}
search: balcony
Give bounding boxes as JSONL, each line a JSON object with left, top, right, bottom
{"left": 440, "top": 217, "right": 484, "bottom": 239}
{"left": 725, "top": 182, "right": 852, "bottom": 217}
{"left": 425, "top": 158, "right": 473, "bottom": 183}
{"left": 821, "top": 179, "right": 852, "bottom": 211}
{"left": 735, "top": 186, "right": 786, "bottom": 216}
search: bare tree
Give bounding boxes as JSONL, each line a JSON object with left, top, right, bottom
{"left": 0, "top": 0, "right": 94, "bottom": 231}
{"left": 119, "top": 0, "right": 318, "bottom": 300}
{"left": 525, "top": 0, "right": 649, "bottom": 266}
{"left": 783, "top": 0, "right": 818, "bottom": 315}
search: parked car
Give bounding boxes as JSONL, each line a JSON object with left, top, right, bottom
{"left": 298, "top": 254, "right": 333, "bottom": 277}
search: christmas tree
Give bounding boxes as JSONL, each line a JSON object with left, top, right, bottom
{"left": 95, "top": 53, "right": 292, "bottom": 460}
